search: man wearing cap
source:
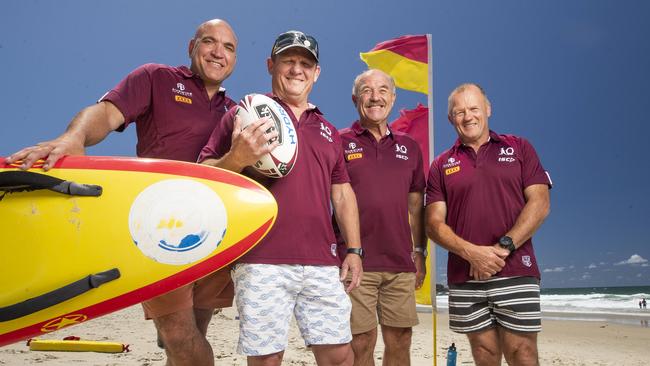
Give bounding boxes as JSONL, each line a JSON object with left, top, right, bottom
{"left": 7, "top": 19, "right": 277, "bottom": 366}
{"left": 425, "top": 83, "right": 551, "bottom": 366}
{"left": 199, "top": 30, "right": 362, "bottom": 366}
{"left": 336, "top": 69, "right": 426, "bottom": 366}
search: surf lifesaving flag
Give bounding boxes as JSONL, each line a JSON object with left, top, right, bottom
{"left": 359, "top": 35, "right": 428, "bottom": 94}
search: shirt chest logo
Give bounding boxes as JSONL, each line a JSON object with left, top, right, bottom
{"left": 445, "top": 166, "right": 460, "bottom": 175}
{"left": 172, "top": 82, "right": 193, "bottom": 104}
{"left": 395, "top": 144, "right": 408, "bottom": 160}
{"left": 443, "top": 157, "right": 461, "bottom": 175}
{"left": 345, "top": 141, "right": 363, "bottom": 160}
{"left": 319, "top": 122, "right": 333, "bottom": 143}
{"left": 498, "top": 146, "right": 516, "bottom": 163}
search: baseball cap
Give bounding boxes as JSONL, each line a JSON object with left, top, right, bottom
{"left": 271, "top": 30, "right": 319, "bottom": 62}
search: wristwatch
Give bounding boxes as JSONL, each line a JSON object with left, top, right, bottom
{"left": 498, "top": 236, "right": 516, "bottom": 254}
{"left": 346, "top": 247, "right": 365, "bottom": 259}
{"left": 413, "top": 246, "right": 428, "bottom": 258}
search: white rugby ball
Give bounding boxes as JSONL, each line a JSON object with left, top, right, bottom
{"left": 236, "top": 94, "right": 298, "bottom": 178}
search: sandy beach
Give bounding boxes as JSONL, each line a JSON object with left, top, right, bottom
{"left": 1, "top": 305, "right": 649, "bottom": 365}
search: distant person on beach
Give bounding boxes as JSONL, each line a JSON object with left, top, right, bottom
{"left": 199, "top": 30, "right": 362, "bottom": 366}
{"left": 5, "top": 19, "right": 275, "bottom": 366}
{"left": 334, "top": 69, "right": 426, "bottom": 366}
{"left": 640, "top": 300, "right": 643, "bottom": 309}
{"left": 643, "top": 298, "right": 647, "bottom": 309}
{"left": 425, "top": 83, "right": 551, "bottom": 366}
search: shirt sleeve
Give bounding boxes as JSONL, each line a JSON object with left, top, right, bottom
{"left": 330, "top": 127, "right": 351, "bottom": 184}
{"left": 425, "top": 155, "right": 445, "bottom": 206}
{"left": 410, "top": 140, "right": 426, "bottom": 192}
{"left": 100, "top": 64, "right": 156, "bottom": 131}
{"left": 198, "top": 106, "right": 237, "bottom": 162}
{"left": 519, "top": 137, "right": 552, "bottom": 189}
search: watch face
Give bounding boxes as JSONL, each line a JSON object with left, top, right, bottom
{"left": 499, "top": 236, "right": 515, "bottom": 253}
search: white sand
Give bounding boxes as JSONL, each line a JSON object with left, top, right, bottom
{"left": 2, "top": 305, "right": 649, "bottom": 365}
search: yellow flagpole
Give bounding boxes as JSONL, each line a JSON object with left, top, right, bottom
{"left": 425, "top": 33, "right": 437, "bottom": 366}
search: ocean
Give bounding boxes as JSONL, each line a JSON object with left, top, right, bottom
{"left": 434, "top": 285, "right": 650, "bottom": 326}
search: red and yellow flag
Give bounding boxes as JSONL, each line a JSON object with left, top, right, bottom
{"left": 360, "top": 35, "right": 428, "bottom": 94}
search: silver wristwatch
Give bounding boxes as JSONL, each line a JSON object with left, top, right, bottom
{"left": 413, "top": 246, "right": 428, "bottom": 258}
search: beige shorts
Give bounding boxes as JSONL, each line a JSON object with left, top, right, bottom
{"left": 142, "top": 267, "right": 233, "bottom": 319}
{"left": 349, "top": 271, "right": 418, "bottom": 334}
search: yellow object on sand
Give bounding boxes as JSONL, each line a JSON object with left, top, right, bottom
{"left": 27, "top": 337, "right": 129, "bottom": 353}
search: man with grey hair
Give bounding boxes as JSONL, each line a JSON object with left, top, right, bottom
{"left": 426, "top": 83, "right": 551, "bottom": 366}
{"left": 7, "top": 19, "right": 276, "bottom": 366}
{"left": 337, "top": 69, "right": 426, "bottom": 366}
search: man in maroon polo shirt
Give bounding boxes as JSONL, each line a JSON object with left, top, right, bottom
{"left": 7, "top": 19, "right": 277, "bottom": 366}
{"left": 199, "top": 30, "right": 362, "bottom": 366}
{"left": 336, "top": 69, "right": 426, "bottom": 366}
{"left": 425, "top": 83, "right": 551, "bottom": 366}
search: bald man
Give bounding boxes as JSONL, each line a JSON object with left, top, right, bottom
{"left": 7, "top": 19, "right": 276, "bottom": 366}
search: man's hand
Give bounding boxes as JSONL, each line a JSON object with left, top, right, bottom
{"left": 224, "top": 115, "right": 279, "bottom": 171}
{"left": 466, "top": 244, "right": 509, "bottom": 280}
{"left": 6, "top": 134, "right": 85, "bottom": 171}
{"left": 340, "top": 253, "right": 363, "bottom": 293}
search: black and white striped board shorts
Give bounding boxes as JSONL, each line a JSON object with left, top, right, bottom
{"left": 448, "top": 276, "right": 541, "bottom": 333}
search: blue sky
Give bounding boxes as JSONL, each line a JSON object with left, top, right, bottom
{"left": 2, "top": 1, "right": 649, "bottom": 288}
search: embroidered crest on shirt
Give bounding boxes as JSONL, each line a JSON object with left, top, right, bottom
{"left": 330, "top": 244, "right": 338, "bottom": 257}
{"left": 345, "top": 141, "right": 364, "bottom": 161}
{"left": 319, "top": 122, "right": 333, "bottom": 142}
{"left": 498, "top": 146, "right": 516, "bottom": 163}
{"left": 522, "top": 255, "right": 532, "bottom": 267}
{"left": 443, "top": 156, "right": 461, "bottom": 175}
{"left": 172, "top": 82, "right": 193, "bottom": 104}
{"left": 395, "top": 144, "right": 408, "bottom": 160}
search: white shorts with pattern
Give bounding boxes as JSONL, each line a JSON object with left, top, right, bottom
{"left": 232, "top": 263, "right": 352, "bottom": 356}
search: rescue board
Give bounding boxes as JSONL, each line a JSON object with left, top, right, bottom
{"left": 0, "top": 156, "right": 277, "bottom": 347}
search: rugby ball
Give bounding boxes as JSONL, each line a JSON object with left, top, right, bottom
{"left": 236, "top": 94, "right": 298, "bottom": 178}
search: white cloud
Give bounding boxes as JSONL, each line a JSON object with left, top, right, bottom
{"left": 543, "top": 267, "right": 565, "bottom": 273}
{"left": 642, "top": 263, "right": 649, "bottom": 267}
{"left": 615, "top": 254, "right": 648, "bottom": 266}
{"left": 638, "top": 273, "right": 643, "bottom": 278}
{"left": 599, "top": 262, "right": 606, "bottom": 265}
{"left": 582, "top": 274, "right": 591, "bottom": 280}
{"left": 587, "top": 263, "right": 597, "bottom": 269}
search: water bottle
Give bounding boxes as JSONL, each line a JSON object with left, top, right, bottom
{"left": 446, "top": 342, "right": 457, "bottom": 366}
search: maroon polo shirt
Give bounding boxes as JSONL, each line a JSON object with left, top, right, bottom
{"left": 101, "top": 63, "right": 235, "bottom": 162}
{"left": 199, "top": 94, "right": 350, "bottom": 266}
{"left": 426, "top": 130, "right": 551, "bottom": 284}
{"left": 337, "top": 121, "right": 425, "bottom": 272}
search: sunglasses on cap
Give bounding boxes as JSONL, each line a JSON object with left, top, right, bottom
{"left": 271, "top": 30, "right": 319, "bottom": 62}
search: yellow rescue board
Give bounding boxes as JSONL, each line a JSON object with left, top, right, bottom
{"left": 0, "top": 156, "right": 277, "bottom": 346}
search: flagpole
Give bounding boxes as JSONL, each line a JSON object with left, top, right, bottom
{"left": 426, "top": 33, "right": 437, "bottom": 366}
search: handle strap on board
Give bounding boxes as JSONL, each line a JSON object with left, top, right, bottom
{"left": 0, "top": 268, "right": 121, "bottom": 322}
{"left": 0, "top": 171, "right": 102, "bottom": 198}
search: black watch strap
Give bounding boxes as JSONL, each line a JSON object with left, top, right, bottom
{"left": 346, "top": 247, "right": 364, "bottom": 259}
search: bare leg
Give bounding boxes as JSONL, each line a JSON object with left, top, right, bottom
{"left": 498, "top": 327, "right": 539, "bottom": 366}
{"left": 247, "top": 351, "right": 284, "bottom": 366}
{"left": 312, "top": 343, "right": 354, "bottom": 366}
{"left": 351, "top": 328, "right": 377, "bottom": 366}
{"left": 381, "top": 325, "right": 412, "bottom": 366}
{"left": 466, "top": 327, "right": 502, "bottom": 366}
{"left": 154, "top": 308, "right": 214, "bottom": 366}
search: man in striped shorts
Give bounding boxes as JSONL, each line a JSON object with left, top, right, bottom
{"left": 425, "top": 83, "right": 551, "bottom": 366}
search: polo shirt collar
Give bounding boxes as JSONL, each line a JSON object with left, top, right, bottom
{"left": 178, "top": 66, "right": 227, "bottom": 93}
{"left": 452, "top": 130, "right": 500, "bottom": 152}
{"left": 350, "top": 120, "right": 394, "bottom": 140}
